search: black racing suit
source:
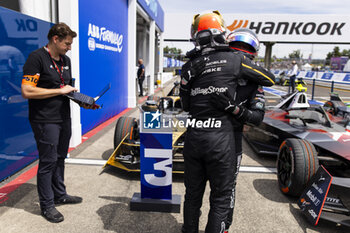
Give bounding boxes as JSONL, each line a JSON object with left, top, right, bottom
{"left": 225, "top": 81, "right": 266, "bottom": 230}
{"left": 180, "top": 47, "right": 274, "bottom": 233}
{"left": 224, "top": 51, "right": 267, "bottom": 231}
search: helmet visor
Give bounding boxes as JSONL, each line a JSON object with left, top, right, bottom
{"left": 230, "top": 34, "right": 259, "bottom": 52}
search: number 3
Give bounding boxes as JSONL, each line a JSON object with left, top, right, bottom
{"left": 144, "top": 148, "right": 172, "bottom": 186}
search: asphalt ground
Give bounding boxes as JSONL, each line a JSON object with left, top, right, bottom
{"left": 1, "top": 78, "right": 350, "bottom": 233}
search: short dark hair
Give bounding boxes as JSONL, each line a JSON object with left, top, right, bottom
{"left": 47, "top": 22, "right": 77, "bottom": 41}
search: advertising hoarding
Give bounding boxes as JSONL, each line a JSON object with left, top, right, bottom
{"left": 223, "top": 14, "right": 350, "bottom": 43}
{"left": 79, "top": 0, "right": 128, "bottom": 133}
{"left": 0, "top": 7, "right": 51, "bottom": 181}
{"left": 165, "top": 13, "right": 350, "bottom": 44}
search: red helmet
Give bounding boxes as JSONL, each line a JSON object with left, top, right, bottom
{"left": 191, "top": 11, "right": 226, "bottom": 40}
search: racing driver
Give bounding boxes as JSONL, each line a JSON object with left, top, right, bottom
{"left": 212, "top": 28, "right": 268, "bottom": 232}
{"left": 180, "top": 11, "right": 275, "bottom": 233}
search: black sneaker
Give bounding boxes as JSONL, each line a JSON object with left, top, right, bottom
{"left": 54, "top": 195, "right": 83, "bottom": 205}
{"left": 41, "top": 207, "right": 64, "bottom": 223}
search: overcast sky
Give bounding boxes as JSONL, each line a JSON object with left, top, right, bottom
{"left": 157, "top": 0, "right": 350, "bottom": 59}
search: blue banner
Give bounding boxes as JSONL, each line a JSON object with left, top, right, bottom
{"left": 140, "top": 133, "right": 172, "bottom": 200}
{"left": 0, "top": 7, "right": 51, "bottom": 181}
{"left": 167, "top": 58, "right": 171, "bottom": 67}
{"left": 79, "top": 0, "right": 128, "bottom": 134}
{"left": 343, "top": 74, "right": 350, "bottom": 82}
{"left": 321, "top": 73, "right": 333, "bottom": 80}
{"left": 137, "top": 0, "right": 164, "bottom": 31}
{"left": 305, "top": 71, "right": 315, "bottom": 78}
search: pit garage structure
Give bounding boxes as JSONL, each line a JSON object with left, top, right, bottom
{"left": 0, "top": 0, "right": 165, "bottom": 181}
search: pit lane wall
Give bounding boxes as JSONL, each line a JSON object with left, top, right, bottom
{"left": 0, "top": 7, "right": 52, "bottom": 181}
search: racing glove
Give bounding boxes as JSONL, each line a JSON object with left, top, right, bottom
{"left": 212, "top": 90, "right": 250, "bottom": 122}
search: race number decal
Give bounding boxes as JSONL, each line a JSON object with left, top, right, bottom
{"left": 144, "top": 149, "right": 172, "bottom": 186}
{"left": 140, "top": 133, "right": 172, "bottom": 200}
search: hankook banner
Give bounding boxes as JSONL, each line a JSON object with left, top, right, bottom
{"left": 223, "top": 14, "right": 350, "bottom": 43}
{"left": 164, "top": 13, "right": 350, "bottom": 44}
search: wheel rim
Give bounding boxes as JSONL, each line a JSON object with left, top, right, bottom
{"left": 278, "top": 147, "right": 292, "bottom": 187}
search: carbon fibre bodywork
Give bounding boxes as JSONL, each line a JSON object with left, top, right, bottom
{"left": 245, "top": 91, "right": 350, "bottom": 225}
{"left": 244, "top": 91, "right": 350, "bottom": 176}
{"left": 323, "top": 92, "right": 350, "bottom": 122}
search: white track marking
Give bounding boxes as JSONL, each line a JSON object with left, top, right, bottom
{"left": 65, "top": 158, "right": 277, "bottom": 174}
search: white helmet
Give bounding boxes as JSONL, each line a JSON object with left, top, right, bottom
{"left": 226, "top": 28, "right": 260, "bottom": 55}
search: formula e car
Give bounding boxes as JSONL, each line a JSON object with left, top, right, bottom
{"left": 275, "top": 71, "right": 286, "bottom": 85}
{"left": 244, "top": 91, "right": 350, "bottom": 197}
{"left": 104, "top": 82, "right": 186, "bottom": 173}
{"left": 323, "top": 92, "right": 350, "bottom": 121}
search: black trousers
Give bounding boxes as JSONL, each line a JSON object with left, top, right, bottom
{"left": 138, "top": 77, "right": 145, "bottom": 96}
{"left": 30, "top": 121, "right": 71, "bottom": 210}
{"left": 225, "top": 131, "right": 243, "bottom": 230}
{"left": 182, "top": 127, "right": 236, "bottom": 233}
{"left": 290, "top": 75, "right": 296, "bottom": 93}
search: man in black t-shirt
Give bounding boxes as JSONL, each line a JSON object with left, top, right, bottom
{"left": 137, "top": 58, "right": 145, "bottom": 96}
{"left": 21, "top": 23, "right": 86, "bottom": 223}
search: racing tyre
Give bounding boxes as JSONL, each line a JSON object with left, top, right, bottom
{"left": 277, "top": 138, "right": 319, "bottom": 197}
{"left": 147, "top": 95, "right": 160, "bottom": 102}
{"left": 141, "top": 102, "right": 158, "bottom": 112}
{"left": 113, "top": 117, "right": 138, "bottom": 151}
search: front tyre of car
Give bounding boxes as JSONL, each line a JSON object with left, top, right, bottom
{"left": 277, "top": 138, "right": 319, "bottom": 197}
{"left": 146, "top": 95, "right": 161, "bottom": 102}
{"left": 114, "top": 117, "right": 139, "bottom": 154}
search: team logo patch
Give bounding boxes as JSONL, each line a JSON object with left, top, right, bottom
{"left": 256, "top": 102, "right": 264, "bottom": 110}
{"left": 181, "top": 78, "right": 188, "bottom": 85}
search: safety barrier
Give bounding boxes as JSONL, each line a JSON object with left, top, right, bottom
{"left": 272, "top": 69, "right": 350, "bottom": 84}
{"left": 163, "top": 57, "right": 184, "bottom": 68}
{"left": 272, "top": 69, "right": 350, "bottom": 101}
